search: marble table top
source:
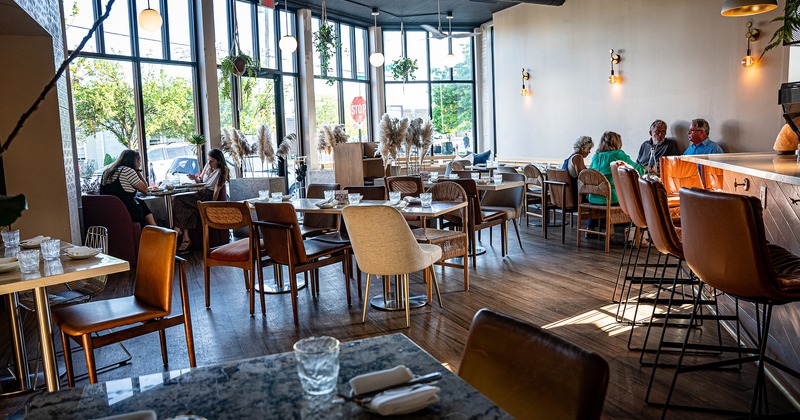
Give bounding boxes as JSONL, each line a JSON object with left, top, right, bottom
{"left": 25, "top": 334, "right": 511, "bottom": 419}
{"left": 681, "top": 152, "right": 800, "bottom": 186}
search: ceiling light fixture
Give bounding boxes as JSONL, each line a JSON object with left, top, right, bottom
{"left": 369, "top": 8, "right": 385, "bottom": 67}
{"left": 742, "top": 21, "right": 760, "bottom": 67}
{"left": 138, "top": 0, "right": 163, "bottom": 32}
{"left": 444, "top": 12, "right": 458, "bottom": 68}
{"left": 609, "top": 49, "right": 621, "bottom": 84}
{"left": 721, "top": 0, "right": 777, "bottom": 16}
{"left": 278, "top": 0, "right": 297, "bottom": 53}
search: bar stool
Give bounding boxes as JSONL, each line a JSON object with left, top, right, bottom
{"left": 661, "top": 188, "right": 800, "bottom": 417}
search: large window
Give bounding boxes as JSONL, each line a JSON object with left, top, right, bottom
{"left": 383, "top": 30, "right": 476, "bottom": 156}
{"left": 67, "top": 0, "right": 199, "bottom": 186}
{"left": 312, "top": 17, "right": 371, "bottom": 164}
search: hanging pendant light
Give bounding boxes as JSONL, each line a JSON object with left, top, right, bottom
{"left": 139, "top": 0, "right": 163, "bottom": 32}
{"left": 278, "top": 0, "right": 297, "bottom": 53}
{"left": 444, "top": 13, "right": 458, "bottom": 68}
{"left": 721, "top": 0, "right": 777, "bottom": 17}
{"left": 369, "top": 8, "right": 385, "bottom": 67}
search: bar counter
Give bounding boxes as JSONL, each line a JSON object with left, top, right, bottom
{"left": 681, "top": 152, "right": 800, "bottom": 401}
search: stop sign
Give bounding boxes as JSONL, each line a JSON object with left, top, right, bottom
{"left": 350, "top": 96, "right": 366, "bottom": 123}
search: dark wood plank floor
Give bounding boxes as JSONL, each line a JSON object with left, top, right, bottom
{"left": 1, "top": 220, "right": 797, "bottom": 418}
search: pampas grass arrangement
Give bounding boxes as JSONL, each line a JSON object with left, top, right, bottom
{"left": 277, "top": 133, "right": 297, "bottom": 159}
{"left": 316, "top": 124, "right": 348, "bottom": 154}
{"left": 222, "top": 127, "right": 258, "bottom": 176}
{"left": 378, "top": 113, "right": 408, "bottom": 168}
{"left": 419, "top": 119, "right": 434, "bottom": 167}
{"left": 257, "top": 124, "right": 275, "bottom": 171}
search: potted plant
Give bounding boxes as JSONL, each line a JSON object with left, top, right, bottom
{"left": 388, "top": 57, "right": 419, "bottom": 83}
{"left": 762, "top": 1, "right": 800, "bottom": 57}
{"left": 220, "top": 52, "right": 255, "bottom": 99}
{"left": 188, "top": 133, "right": 205, "bottom": 166}
{"left": 313, "top": 23, "right": 340, "bottom": 85}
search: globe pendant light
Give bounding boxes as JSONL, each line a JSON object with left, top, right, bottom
{"left": 278, "top": 0, "right": 297, "bottom": 53}
{"left": 369, "top": 8, "right": 385, "bottom": 67}
{"left": 139, "top": 0, "right": 163, "bottom": 32}
{"left": 444, "top": 13, "right": 458, "bottom": 68}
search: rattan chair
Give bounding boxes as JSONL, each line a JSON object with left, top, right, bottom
{"left": 459, "top": 309, "right": 609, "bottom": 419}
{"left": 342, "top": 205, "right": 442, "bottom": 328}
{"left": 576, "top": 168, "right": 631, "bottom": 252}
{"left": 54, "top": 226, "right": 196, "bottom": 386}
{"left": 385, "top": 176, "right": 424, "bottom": 198}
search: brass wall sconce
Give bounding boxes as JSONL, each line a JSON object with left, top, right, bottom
{"left": 521, "top": 68, "right": 530, "bottom": 96}
{"left": 609, "top": 50, "right": 621, "bottom": 84}
{"left": 742, "top": 21, "right": 760, "bottom": 67}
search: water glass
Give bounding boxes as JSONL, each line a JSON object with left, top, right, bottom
{"left": 324, "top": 190, "right": 335, "bottom": 200}
{"left": 258, "top": 190, "right": 269, "bottom": 199}
{"left": 430, "top": 172, "right": 439, "bottom": 182}
{"left": 2, "top": 229, "right": 20, "bottom": 248}
{"left": 43, "top": 259, "right": 64, "bottom": 276}
{"left": 271, "top": 192, "right": 283, "bottom": 202}
{"left": 293, "top": 336, "right": 340, "bottom": 395}
{"left": 348, "top": 193, "right": 362, "bottom": 205}
{"left": 41, "top": 239, "right": 61, "bottom": 261}
{"left": 420, "top": 192, "right": 432, "bottom": 207}
{"left": 389, "top": 191, "right": 401, "bottom": 204}
{"left": 18, "top": 249, "right": 40, "bottom": 274}
{"left": 493, "top": 174, "right": 503, "bottom": 184}
{"left": 448, "top": 174, "right": 459, "bottom": 179}
{"left": 471, "top": 172, "right": 480, "bottom": 180}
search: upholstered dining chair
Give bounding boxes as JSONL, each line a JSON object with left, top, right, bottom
{"left": 522, "top": 164, "right": 547, "bottom": 228}
{"left": 342, "top": 205, "right": 442, "bottom": 328}
{"left": 53, "top": 226, "right": 196, "bottom": 386}
{"left": 197, "top": 201, "right": 264, "bottom": 316}
{"left": 480, "top": 172, "right": 526, "bottom": 249}
{"left": 459, "top": 309, "right": 609, "bottom": 419}
{"left": 253, "top": 202, "right": 351, "bottom": 325}
{"left": 576, "top": 168, "right": 631, "bottom": 252}
{"left": 303, "top": 183, "right": 341, "bottom": 238}
{"left": 542, "top": 168, "right": 577, "bottom": 243}
{"left": 447, "top": 178, "right": 507, "bottom": 268}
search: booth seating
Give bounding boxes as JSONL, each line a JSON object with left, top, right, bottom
{"left": 82, "top": 195, "right": 140, "bottom": 267}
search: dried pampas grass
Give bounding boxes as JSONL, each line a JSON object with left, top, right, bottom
{"left": 316, "top": 124, "right": 348, "bottom": 154}
{"left": 277, "top": 133, "right": 297, "bottom": 158}
{"left": 378, "top": 114, "right": 408, "bottom": 165}
{"left": 419, "top": 119, "right": 434, "bottom": 165}
{"left": 257, "top": 124, "right": 275, "bottom": 165}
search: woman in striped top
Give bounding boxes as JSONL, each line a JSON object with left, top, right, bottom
{"left": 100, "top": 149, "right": 156, "bottom": 226}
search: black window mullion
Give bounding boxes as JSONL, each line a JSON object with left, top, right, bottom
{"left": 250, "top": 1, "right": 260, "bottom": 67}
{"left": 160, "top": 0, "right": 170, "bottom": 60}
{"left": 129, "top": 0, "right": 139, "bottom": 57}
{"left": 94, "top": 0, "right": 105, "bottom": 53}
{"left": 275, "top": 3, "right": 283, "bottom": 68}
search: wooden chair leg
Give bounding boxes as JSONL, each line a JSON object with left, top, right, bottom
{"left": 247, "top": 268, "right": 255, "bottom": 316}
{"left": 463, "top": 241, "right": 469, "bottom": 290}
{"left": 605, "top": 217, "right": 612, "bottom": 253}
{"left": 343, "top": 252, "right": 352, "bottom": 306}
{"left": 362, "top": 273, "right": 372, "bottom": 323}
{"left": 204, "top": 265, "right": 211, "bottom": 308}
{"left": 159, "top": 329, "right": 168, "bottom": 366}
{"left": 61, "top": 330, "right": 75, "bottom": 388}
{"left": 289, "top": 267, "right": 300, "bottom": 325}
{"left": 81, "top": 334, "right": 98, "bottom": 384}
{"left": 259, "top": 266, "right": 267, "bottom": 316}
{"left": 577, "top": 210, "right": 583, "bottom": 248}
{"left": 425, "top": 265, "right": 432, "bottom": 302}
{"left": 430, "top": 267, "right": 443, "bottom": 308}
{"left": 403, "top": 274, "right": 410, "bottom": 328}
{"left": 513, "top": 219, "right": 522, "bottom": 249}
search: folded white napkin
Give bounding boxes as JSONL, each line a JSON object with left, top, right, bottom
{"left": 66, "top": 246, "right": 99, "bottom": 257}
{"left": 367, "top": 385, "right": 441, "bottom": 416}
{"left": 315, "top": 198, "right": 338, "bottom": 208}
{"left": 403, "top": 196, "right": 421, "bottom": 204}
{"left": 383, "top": 200, "right": 408, "bottom": 209}
{"left": 349, "top": 365, "right": 414, "bottom": 395}
{"left": 21, "top": 235, "right": 49, "bottom": 246}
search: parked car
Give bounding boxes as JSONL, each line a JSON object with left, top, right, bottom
{"left": 165, "top": 156, "right": 237, "bottom": 184}
{"left": 147, "top": 143, "right": 195, "bottom": 184}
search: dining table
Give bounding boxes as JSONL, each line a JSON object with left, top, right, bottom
{"left": 0, "top": 245, "right": 129, "bottom": 393}
{"left": 146, "top": 183, "right": 206, "bottom": 227}
{"left": 24, "top": 333, "right": 512, "bottom": 419}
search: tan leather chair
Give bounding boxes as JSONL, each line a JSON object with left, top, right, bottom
{"left": 542, "top": 168, "right": 577, "bottom": 243}
{"left": 198, "top": 201, "right": 264, "bottom": 316}
{"left": 576, "top": 168, "right": 631, "bottom": 252}
{"left": 53, "top": 226, "right": 196, "bottom": 386}
{"left": 253, "top": 202, "right": 351, "bottom": 325}
{"left": 459, "top": 309, "right": 609, "bottom": 420}
{"left": 342, "top": 205, "right": 442, "bottom": 328}
{"left": 662, "top": 188, "right": 800, "bottom": 417}
{"left": 659, "top": 156, "right": 700, "bottom": 218}
{"left": 303, "top": 183, "right": 341, "bottom": 238}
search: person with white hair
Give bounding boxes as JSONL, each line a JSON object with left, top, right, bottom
{"left": 561, "top": 135, "right": 594, "bottom": 206}
{"left": 635, "top": 119, "right": 680, "bottom": 171}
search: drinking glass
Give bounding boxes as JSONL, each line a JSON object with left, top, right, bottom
{"left": 471, "top": 172, "right": 480, "bottom": 181}
{"left": 41, "top": 239, "right": 61, "bottom": 261}
{"left": 293, "top": 336, "right": 340, "bottom": 395}
{"left": 448, "top": 174, "right": 459, "bottom": 179}
{"left": 324, "top": 190, "right": 335, "bottom": 200}
{"left": 348, "top": 193, "right": 362, "bottom": 205}
{"left": 43, "top": 259, "right": 64, "bottom": 276}
{"left": 18, "top": 250, "right": 40, "bottom": 274}
{"left": 2, "top": 229, "right": 20, "bottom": 248}
{"left": 430, "top": 172, "right": 439, "bottom": 181}
{"left": 420, "top": 192, "right": 432, "bottom": 207}
{"left": 258, "top": 190, "right": 269, "bottom": 199}
{"left": 271, "top": 192, "right": 283, "bottom": 202}
{"left": 493, "top": 174, "right": 503, "bottom": 184}
{"left": 389, "top": 191, "right": 401, "bottom": 204}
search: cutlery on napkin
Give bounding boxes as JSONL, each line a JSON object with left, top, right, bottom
{"left": 343, "top": 366, "right": 442, "bottom": 415}
{"left": 314, "top": 198, "right": 338, "bottom": 208}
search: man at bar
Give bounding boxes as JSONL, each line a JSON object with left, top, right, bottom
{"left": 683, "top": 118, "right": 724, "bottom": 155}
{"left": 635, "top": 119, "right": 680, "bottom": 171}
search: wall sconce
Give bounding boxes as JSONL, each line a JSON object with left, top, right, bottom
{"left": 520, "top": 68, "right": 530, "bottom": 96}
{"left": 609, "top": 49, "right": 621, "bottom": 84}
{"left": 742, "top": 21, "right": 759, "bottom": 67}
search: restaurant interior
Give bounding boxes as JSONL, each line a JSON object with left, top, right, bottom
{"left": 2, "top": 0, "right": 800, "bottom": 418}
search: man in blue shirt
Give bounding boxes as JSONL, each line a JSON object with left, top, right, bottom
{"left": 683, "top": 118, "right": 724, "bottom": 155}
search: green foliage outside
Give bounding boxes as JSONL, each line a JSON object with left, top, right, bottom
{"left": 71, "top": 58, "right": 195, "bottom": 149}
{"left": 430, "top": 44, "right": 473, "bottom": 140}
{"left": 103, "top": 153, "right": 114, "bottom": 166}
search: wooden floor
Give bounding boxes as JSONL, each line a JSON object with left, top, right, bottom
{"left": 1, "top": 219, "right": 798, "bottom": 418}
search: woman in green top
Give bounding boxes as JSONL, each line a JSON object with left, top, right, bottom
{"left": 588, "top": 131, "right": 644, "bottom": 205}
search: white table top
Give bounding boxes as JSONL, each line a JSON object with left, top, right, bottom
{"left": 424, "top": 179, "right": 525, "bottom": 191}
{"left": 0, "top": 250, "right": 129, "bottom": 295}
{"left": 681, "top": 152, "right": 800, "bottom": 186}
{"left": 250, "top": 198, "right": 468, "bottom": 217}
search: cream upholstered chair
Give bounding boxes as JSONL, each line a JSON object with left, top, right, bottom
{"left": 342, "top": 205, "right": 442, "bottom": 328}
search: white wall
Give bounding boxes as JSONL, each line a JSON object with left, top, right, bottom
{"left": 493, "top": 0, "right": 789, "bottom": 161}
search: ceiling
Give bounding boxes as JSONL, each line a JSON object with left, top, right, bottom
{"left": 0, "top": 0, "right": 49, "bottom": 36}
{"left": 287, "top": 0, "right": 565, "bottom": 28}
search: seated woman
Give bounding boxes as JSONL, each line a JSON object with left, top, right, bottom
{"left": 588, "top": 131, "right": 644, "bottom": 205}
{"left": 172, "top": 148, "right": 230, "bottom": 253}
{"left": 100, "top": 150, "right": 156, "bottom": 226}
{"left": 562, "top": 135, "right": 594, "bottom": 204}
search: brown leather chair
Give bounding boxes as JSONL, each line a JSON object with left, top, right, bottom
{"left": 53, "top": 226, "right": 196, "bottom": 386}
{"left": 447, "top": 178, "right": 507, "bottom": 268}
{"left": 576, "top": 168, "right": 631, "bottom": 252}
{"left": 343, "top": 185, "right": 387, "bottom": 200}
{"left": 542, "top": 168, "right": 577, "bottom": 243}
{"left": 661, "top": 188, "right": 800, "bottom": 417}
{"left": 253, "top": 202, "right": 351, "bottom": 325}
{"left": 459, "top": 309, "right": 609, "bottom": 420}
{"left": 452, "top": 170, "right": 482, "bottom": 179}
{"left": 198, "top": 201, "right": 264, "bottom": 316}
{"left": 385, "top": 176, "right": 424, "bottom": 198}
{"left": 303, "top": 183, "right": 341, "bottom": 238}
{"left": 659, "top": 156, "right": 700, "bottom": 218}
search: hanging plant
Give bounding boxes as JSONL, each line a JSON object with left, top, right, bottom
{"left": 762, "top": 1, "right": 800, "bottom": 58}
{"left": 388, "top": 57, "right": 419, "bottom": 82}
{"left": 313, "top": 0, "right": 340, "bottom": 86}
{"left": 188, "top": 133, "right": 205, "bottom": 165}
{"left": 219, "top": 52, "right": 255, "bottom": 99}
